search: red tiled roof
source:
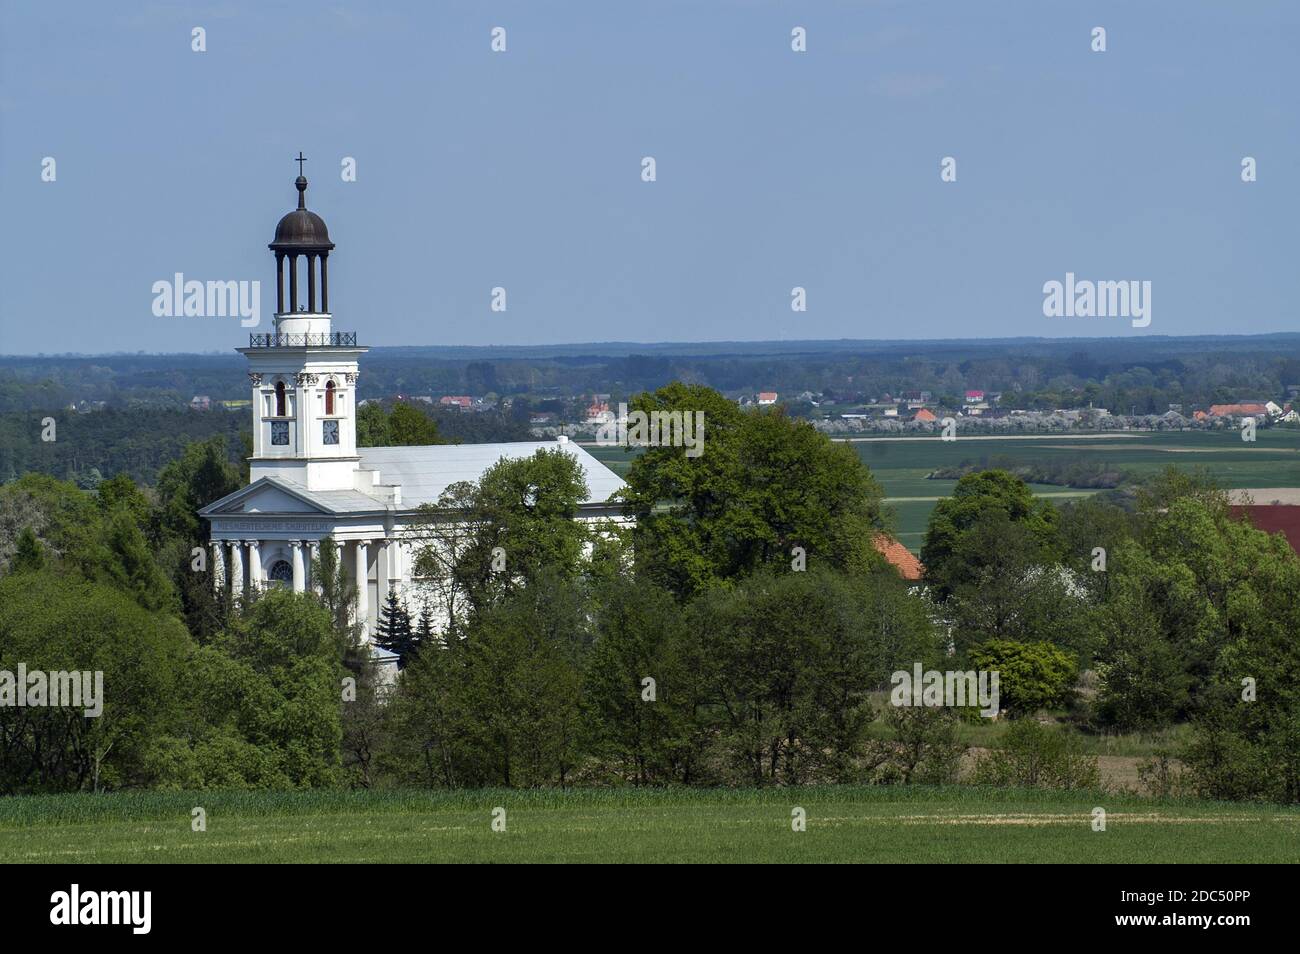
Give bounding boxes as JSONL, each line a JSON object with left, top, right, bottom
{"left": 1209, "top": 403, "right": 1267, "bottom": 416}
{"left": 913, "top": 408, "right": 937, "bottom": 422}
{"left": 873, "top": 533, "right": 924, "bottom": 581}
{"left": 1231, "top": 505, "right": 1300, "bottom": 556}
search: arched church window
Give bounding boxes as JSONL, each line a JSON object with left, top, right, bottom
{"left": 268, "top": 560, "right": 293, "bottom": 587}
{"left": 275, "top": 381, "right": 286, "bottom": 416}
{"left": 325, "top": 379, "right": 336, "bottom": 415}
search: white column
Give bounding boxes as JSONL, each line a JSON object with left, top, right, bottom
{"left": 211, "top": 540, "right": 226, "bottom": 593}
{"left": 228, "top": 540, "right": 244, "bottom": 596}
{"left": 394, "top": 539, "right": 406, "bottom": 596}
{"left": 380, "top": 537, "right": 396, "bottom": 599}
{"left": 354, "top": 539, "right": 371, "bottom": 640}
{"left": 250, "top": 375, "right": 264, "bottom": 456}
{"left": 291, "top": 540, "right": 305, "bottom": 593}
{"left": 309, "top": 541, "right": 322, "bottom": 595}
{"left": 246, "top": 540, "right": 261, "bottom": 590}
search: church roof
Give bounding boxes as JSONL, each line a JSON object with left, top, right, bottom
{"left": 200, "top": 440, "right": 625, "bottom": 519}
{"left": 198, "top": 477, "right": 390, "bottom": 517}
{"left": 357, "top": 440, "right": 625, "bottom": 507}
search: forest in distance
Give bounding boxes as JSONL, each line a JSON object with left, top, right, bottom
{"left": 4, "top": 333, "right": 1300, "bottom": 414}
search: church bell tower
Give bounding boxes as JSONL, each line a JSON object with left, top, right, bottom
{"left": 240, "top": 156, "right": 368, "bottom": 491}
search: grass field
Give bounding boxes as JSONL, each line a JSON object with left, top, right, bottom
{"left": 585, "top": 429, "right": 1300, "bottom": 553}
{"left": 1, "top": 786, "right": 1297, "bottom": 863}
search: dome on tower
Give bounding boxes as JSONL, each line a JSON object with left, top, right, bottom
{"left": 269, "top": 175, "right": 335, "bottom": 252}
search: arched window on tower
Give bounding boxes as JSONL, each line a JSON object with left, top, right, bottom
{"left": 275, "top": 380, "right": 286, "bottom": 416}
{"left": 325, "top": 379, "right": 336, "bottom": 415}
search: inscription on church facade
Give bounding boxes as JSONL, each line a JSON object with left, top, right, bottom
{"left": 215, "top": 519, "right": 330, "bottom": 533}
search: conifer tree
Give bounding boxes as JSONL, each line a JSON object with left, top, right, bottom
{"left": 11, "top": 526, "right": 45, "bottom": 573}
{"left": 415, "top": 601, "right": 436, "bottom": 650}
{"left": 375, "top": 587, "right": 417, "bottom": 668}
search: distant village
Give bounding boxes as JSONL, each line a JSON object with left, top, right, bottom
{"left": 43, "top": 376, "right": 1292, "bottom": 447}
{"left": 158, "top": 385, "right": 1300, "bottom": 439}
{"left": 503, "top": 386, "right": 1300, "bottom": 439}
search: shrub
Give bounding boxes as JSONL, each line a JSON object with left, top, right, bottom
{"left": 971, "top": 720, "right": 1099, "bottom": 790}
{"left": 969, "top": 639, "right": 1077, "bottom": 717}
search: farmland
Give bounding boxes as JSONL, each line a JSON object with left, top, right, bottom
{"left": 585, "top": 429, "right": 1300, "bottom": 552}
{"left": 2, "top": 786, "right": 1297, "bottom": 864}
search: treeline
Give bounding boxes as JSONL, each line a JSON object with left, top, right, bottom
{"left": 0, "top": 400, "right": 531, "bottom": 490}
{"left": 2, "top": 382, "right": 1299, "bottom": 801}
{"left": 0, "top": 408, "right": 248, "bottom": 487}
{"left": 7, "top": 335, "right": 1300, "bottom": 418}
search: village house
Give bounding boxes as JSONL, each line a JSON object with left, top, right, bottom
{"left": 585, "top": 399, "right": 614, "bottom": 425}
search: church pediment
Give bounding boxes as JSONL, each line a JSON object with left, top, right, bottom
{"left": 199, "top": 477, "right": 332, "bottom": 517}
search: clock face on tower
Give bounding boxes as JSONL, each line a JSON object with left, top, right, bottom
{"left": 322, "top": 419, "right": 340, "bottom": 446}
{"left": 271, "top": 420, "right": 290, "bottom": 445}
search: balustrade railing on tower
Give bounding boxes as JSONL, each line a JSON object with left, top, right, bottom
{"left": 248, "top": 332, "right": 357, "bottom": 348}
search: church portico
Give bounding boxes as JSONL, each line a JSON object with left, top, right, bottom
{"left": 207, "top": 524, "right": 400, "bottom": 636}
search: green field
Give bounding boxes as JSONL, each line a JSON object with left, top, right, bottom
{"left": 585, "top": 430, "right": 1300, "bottom": 553}
{"left": 2, "top": 786, "right": 1296, "bottom": 863}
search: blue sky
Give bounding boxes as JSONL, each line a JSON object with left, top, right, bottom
{"left": 1, "top": 0, "right": 1297, "bottom": 354}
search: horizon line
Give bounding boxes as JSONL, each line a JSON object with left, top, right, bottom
{"left": 5, "top": 330, "right": 1300, "bottom": 360}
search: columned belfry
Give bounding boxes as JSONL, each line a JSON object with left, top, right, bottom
{"left": 269, "top": 153, "right": 335, "bottom": 315}
{"left": 239, "top": 158, "right": 367, "bottom": 493}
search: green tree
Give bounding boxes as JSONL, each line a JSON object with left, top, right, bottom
{"left": 411, "top": 448, "right": 591, "bottom": 619}
{"left": 356, "top": 402, "right": 390, "bottom": 447}
{"left": 10, "top": 525, "right": 44, "bottom": 573}
{"left": 621, "top": 383, "right": 886, "bottom": 599}
{"left": 153, "top": 435, "right": 242, "bottom": 547}
{"left": 103, "top": 506, "right": 179, "bottom": 613}
{"left": 582, "top": 577, "right": 705, "bottom": 784}
{"left": 356, "top": 401, "right": 450, "bottom": 447}
{"left": 152, "top": 436, "right": 242, "bottom": 638}
{"left": 97, "top": 473, "right": 152, "bottom": 526}
{"left": 193, "top": 588, "right": 346, "bottom": 788}
{"left": 387, "top": 402, "right": 445, "bottom": 445}
{"left": 969, "top": 640, "right": 1077, "bottom": 718}
{"left": 374, "top": 587, "right": 419, "bottom": 668}
{"left": 0, "top": 571, "right": 192, "bottom": 793}
{"left": 921, "top": 470, "right": 1059, "bottom": 602}
{"left": 311, "top": 535, "right": 359, "bottom": 648}
{"left": 386, "top": 570, "right": 589, "bottom": 788}
{"left": 415, "top": 601, "right": 436, "bottom": 647}
{"left": 688, "top": 567, "right": 936, "bottom": 785}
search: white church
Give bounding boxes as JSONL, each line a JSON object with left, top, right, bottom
{"left": 200, "top": 167, "right": 627, "bottom": 641}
